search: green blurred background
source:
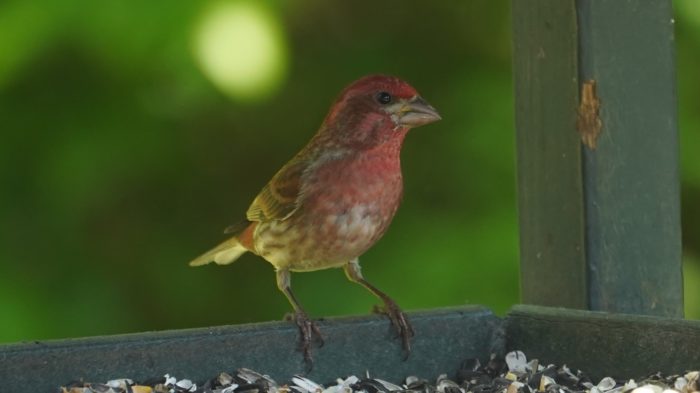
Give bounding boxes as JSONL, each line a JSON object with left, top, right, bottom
{"left": 0, "top": 1, "right": 698, "bottom": 344}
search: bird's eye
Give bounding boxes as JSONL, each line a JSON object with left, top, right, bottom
{"left": 376, "top": 91, "right": 392, "bottom": 105}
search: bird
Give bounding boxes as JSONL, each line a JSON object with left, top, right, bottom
{"left": 189, "top": 74, "right": 441, "bottom": 364}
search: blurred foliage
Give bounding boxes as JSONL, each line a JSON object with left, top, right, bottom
{"left": 676, "top": 0, "right": 700, "bottom": 319}
{"left": 0, "top": 0, "right": 697, "bottom": 344}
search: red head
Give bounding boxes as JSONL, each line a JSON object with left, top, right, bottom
{"left": 320, "top": 75, "right": 441, "bottom": 148}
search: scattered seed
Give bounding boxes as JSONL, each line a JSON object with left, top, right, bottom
{"left": 58, "top": 352, "right": 697, "bottom": 393}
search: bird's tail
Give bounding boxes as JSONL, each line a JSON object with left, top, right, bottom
{"left": 189, "top": 236, "right": 248, "bottom": 267}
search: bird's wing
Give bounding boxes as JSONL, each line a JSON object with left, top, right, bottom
{"left": 245, "top": 157, "right": 308, "bottom": 222}
{"left": 223, "top": 220, "right": 251, "bottom": 235}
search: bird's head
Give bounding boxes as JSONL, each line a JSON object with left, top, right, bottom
{"left": 321, "top": 75, "right": 441, "bottom": 147}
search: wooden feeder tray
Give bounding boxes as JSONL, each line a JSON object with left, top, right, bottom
{"left": 1, "top": 305, "right": 699, "bottom": 393}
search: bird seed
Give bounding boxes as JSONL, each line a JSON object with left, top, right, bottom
{"left": 58, "top": 351, "right": 700, "bottom": 393}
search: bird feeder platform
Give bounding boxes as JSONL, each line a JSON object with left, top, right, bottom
{"left": 1, "top": 305, "right": 699, "bottom": 393}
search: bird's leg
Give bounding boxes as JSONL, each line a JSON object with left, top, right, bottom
{"left": 275, "top": 268, "right": 324, "bottom": 366}
{"left": 343, "top": 259, "right": 415, "bottom": 358}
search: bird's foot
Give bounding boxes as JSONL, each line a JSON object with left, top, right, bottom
{"left": 372, "top": 301, "right": 415, "bottom": 359}
{"left": 287, "top": 310, "right": 324, "bottom": 368}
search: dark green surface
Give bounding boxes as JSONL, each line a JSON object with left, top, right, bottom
{"left": 576, "top": 0, "right": 683, "bottom": 317}
{"left": 0, "top": 306, "right": 500, "bottom": 393}
{"left": 506, "top": 304, "right": 700, "bottom": 380}
{"left": 513, "top": 0, "right": 683, "bottom": 316}
{"left": 512, "top": 1, "right": 587, "bottom": 309}
{"left": 3, "top": 305, "right": 700, "bottom": 393}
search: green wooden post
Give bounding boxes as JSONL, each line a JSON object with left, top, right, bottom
{"left": 512, "top": 2, "right": 587, "bottom": 310}
{"left": 512, "top": 0, "right": 683, "bottom": 317}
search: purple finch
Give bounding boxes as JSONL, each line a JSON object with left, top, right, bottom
{"left": 190, "top": 75, "right": 441, "bottom": 363}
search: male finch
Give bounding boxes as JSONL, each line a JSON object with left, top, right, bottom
{"left": 190, "top": 75, "right": 441, "bottom": 363}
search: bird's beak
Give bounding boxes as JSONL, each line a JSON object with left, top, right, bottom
{"left": 397, "top": 96, "right": 441, "bottom": 127}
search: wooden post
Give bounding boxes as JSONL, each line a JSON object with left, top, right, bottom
{"left": 512, "top": 2, "right": 587, "bottom": 310}
{"left": 512, "top": 0, "right": 683, "bottom": 317}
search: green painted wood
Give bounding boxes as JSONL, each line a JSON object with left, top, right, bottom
{"left": 4, "top": 304, "right": 700, "bottom": 393}
{"left": 512, "top": 1, "right": 587, "bottom": 309}
{"left": 505, "top": 305, "right": 700, "bottom": 380}
{"left": 0, "top": 306, "right": 501, "bottom": 393}
{"left": 512, "top": 1, "right": 683, "bottom": 316}
{"left": 576, "top": 0, "right": 683, "bottom": 317}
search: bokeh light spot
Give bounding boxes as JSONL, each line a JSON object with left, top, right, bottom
{"left": 193, "top": 1, "right": 288, "bottom": 101}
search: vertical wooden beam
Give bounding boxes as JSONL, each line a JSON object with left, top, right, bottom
{"left": 576, "top": 0, "right": 683, "bottom": 317}
{"left": 512, "top": 0, "right": 683, "bottom": 317}
{"left": 512, "top": 1, "right": 587, "bottom": 309}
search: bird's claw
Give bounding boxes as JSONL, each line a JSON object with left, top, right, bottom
{"left": 291, "top": 310, "right": 324, "bottom": 369}
{"left": 372, "top": 301, "right": 414, "bottom": 359}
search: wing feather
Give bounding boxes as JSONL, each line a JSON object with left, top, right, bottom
{"left": 246, "top": 157, "right": 308, "bottom": 222}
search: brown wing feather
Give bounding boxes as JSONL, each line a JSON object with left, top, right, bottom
{"left": 246, "top": 157, "right": 308, "bottom": 222}
{"left": 224, "top": 220, "right": 252, "bottom": 234}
